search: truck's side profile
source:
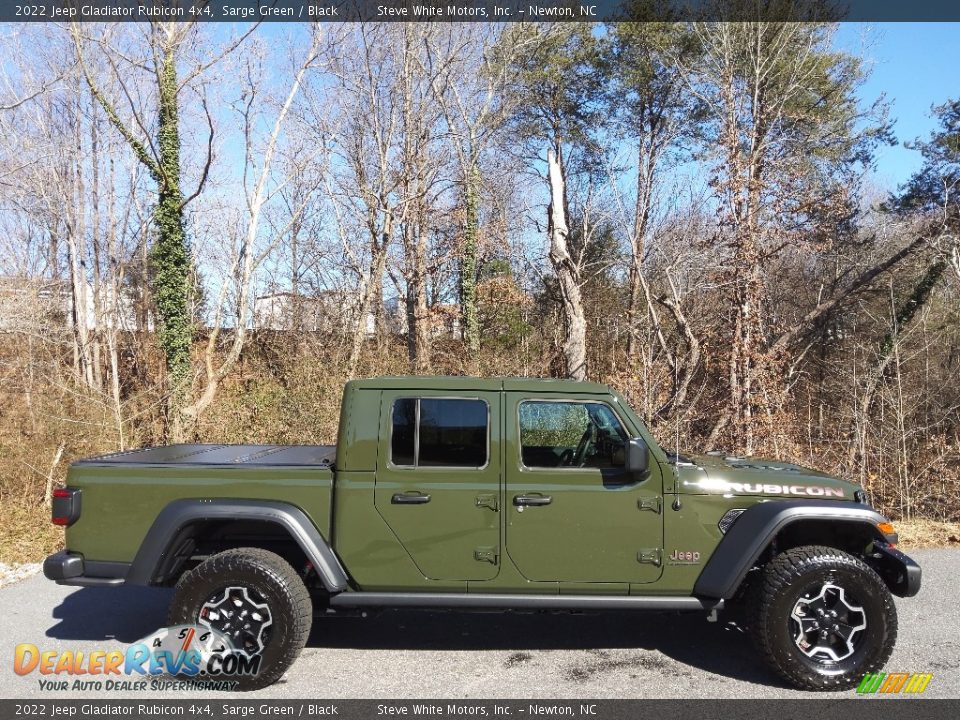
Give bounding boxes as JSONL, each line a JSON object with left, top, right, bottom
{"left": 44, "top": 376, "right": 920, "bottom": 690}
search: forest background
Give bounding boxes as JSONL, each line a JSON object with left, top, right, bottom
{"left": 2, "top": 16, "right": 959, "bottom": 563}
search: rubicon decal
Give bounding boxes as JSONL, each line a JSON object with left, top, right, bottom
{"left": 682, "top": 478, "right": 845, "bottom": 497}
{"left": 856, "top": 672, "right": 933, "bottom": 694}
{"left": 729, "top": 483, "right": 844, "bottom": 497}
{"left": 13, "top": 624, "right": 260, "bottom": 691}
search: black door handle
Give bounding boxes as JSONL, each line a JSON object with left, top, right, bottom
{"left": 392, "top": 492, "right": 431, "bottom": 505}
{"left": 513, "top": 494, "right": 552, "bottom": 507}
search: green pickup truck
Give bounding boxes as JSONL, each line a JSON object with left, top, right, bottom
{"left": 44, "top": 376, "right": 920, "bottom": 690}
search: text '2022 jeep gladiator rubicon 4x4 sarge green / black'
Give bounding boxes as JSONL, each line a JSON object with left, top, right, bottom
{"left": 44, "top": 376, "right": 920, "bottom": 690}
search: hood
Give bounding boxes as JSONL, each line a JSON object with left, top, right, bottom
{"left": 671, "top": 452, "right": 858, "bottom": 500}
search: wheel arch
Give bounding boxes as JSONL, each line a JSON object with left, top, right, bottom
{"left": 126, "top": 499, "right": 349, "bottom": 592}
{"left": 694, "top": 500, "right": 893, "bottom": 600}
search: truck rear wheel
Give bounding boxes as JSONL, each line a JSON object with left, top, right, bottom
{"left": 167, "top": 547, "right": 312, "bottom": 690}
{"left": 752, "top": 545, "right": 897, "bottom": 690}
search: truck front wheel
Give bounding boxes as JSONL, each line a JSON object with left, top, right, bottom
{"left": 167, "top": 547, "right": 312, "bottom": 690}
{"left": 752, "top": 545, "right": 897, "bottom": 690}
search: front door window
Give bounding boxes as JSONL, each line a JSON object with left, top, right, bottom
{"left": 519, "top": 401, "right": 628, "bottom": 473}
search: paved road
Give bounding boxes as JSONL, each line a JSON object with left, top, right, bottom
{"left": 1, "top": 549, "right": 957, "bottom": 700}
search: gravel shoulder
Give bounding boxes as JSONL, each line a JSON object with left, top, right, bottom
{"left": 0, "top": 563, "right": 41, "bottom": 589}
{"left": 0, "top": 549, "right": 956, "bottom": 700}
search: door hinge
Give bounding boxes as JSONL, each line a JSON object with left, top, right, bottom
{"left": 637, "top": 497, "right": 662, "bottom": 514}
{"left": 475, "top": 493, "right": 499, "bottom": 511}
{"left": 637, "top": 548, "right": 662, "bottom": 567}
{"left": 474, "top": 546, "right": 499, "bottom": 564}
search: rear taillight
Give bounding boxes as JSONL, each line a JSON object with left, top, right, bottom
{"left": 52, "top": 487, "right": 81, "bottom": 527}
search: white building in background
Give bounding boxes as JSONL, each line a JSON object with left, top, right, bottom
{"left": 254, "top": 290, "right": 460, "bottom": 340}
{"left": 2, "top": 277, "right": 457, "bottom": 339}
{"left": 254, "top": 290, "right": 375, "bottom": 336}
{"left": 0, "top": 275, "right": 145, "bottom": 333}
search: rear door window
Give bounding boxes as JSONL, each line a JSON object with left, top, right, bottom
{"left": 390, "top": 398, "right": 488, "bottom": 468}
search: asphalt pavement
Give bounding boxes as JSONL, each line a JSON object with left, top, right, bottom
{"left": 1, "top": 549, "right": 957, "bottom": 699}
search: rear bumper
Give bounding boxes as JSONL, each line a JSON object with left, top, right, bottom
{"left": 871, "top": 543, "right": 922, "bottom": 598}
{"left": 43, "top": 551, "right": 127, "bottom": 587}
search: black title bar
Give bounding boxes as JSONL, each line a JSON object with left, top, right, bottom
{"left": 6, "top": 0, "right": 960, "bottom": 23}
{"left": 0, "top": 700, "right": 959, "bottom": 720}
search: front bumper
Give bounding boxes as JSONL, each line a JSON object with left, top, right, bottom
{"left": 871, "top": 543, "right": 922, "bottom": 597}
{"left": 43, "top": 551, "right": 126, "bottom": 587}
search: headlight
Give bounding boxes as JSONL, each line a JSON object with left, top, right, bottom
{"left": 718, "top": 508, "right": 745, "bottom": 534}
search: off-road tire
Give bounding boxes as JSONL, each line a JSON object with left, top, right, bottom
{"left": 167, "top": 548, "right": 312, "bottom": 690}
{"left": 752, "top": 545, "right": 897, "bottom": 690}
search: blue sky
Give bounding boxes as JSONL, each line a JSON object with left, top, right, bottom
{"left": 219, "top": 21, "right": 956, "bottom": 194}
{"left": 835, "top": 23, "right": 960, "bottom": 190}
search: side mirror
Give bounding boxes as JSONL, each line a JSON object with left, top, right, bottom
{"left": 625, "top": 437, "right": 650, "bottom": 479}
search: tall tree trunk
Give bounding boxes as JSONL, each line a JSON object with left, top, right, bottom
{"left": 290, "top": 215, "right": 302, "bottom": 335}
{"left": 347, "top": 223, "right": 391, "bottom": 379}
{"left": 547, "top": 149, "right": 587, "bottom": 381}
{"left": 626, "top": 143, "right": 656, "bottom": 360}
{"left": 151, "top": 40, "right": 192, "bottom": 441}
{"left": 461, "top": 164, "right": 481, "bottom": 358}
{"left": 66, "top": 224, "right": 92, "bottom": 387}
{"left": 404, "top": 217, "right": 432, "bottom": 374}
{"left": 105, "top": 150, "right": 124, "bottom": 449}
{"left": 75, "top": 24, "right": 206, "bottom": 429}
{"left": 950, "top": 243, "right": 960, "bottom": 289}
{"left": 626, "top": 266, "right": 642, "bottom": 361}
{"left": 65, "top": 96, "right": 94, "bottom": 390}
{"left": 90, "top": 91, "right": 104, "bottom": 391}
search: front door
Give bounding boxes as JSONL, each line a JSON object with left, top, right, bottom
{"left": 375, "top": 390, "right": 501, "bottom": 581}
{"left": 505, "top": 394, "right": 664, "bottom": 584}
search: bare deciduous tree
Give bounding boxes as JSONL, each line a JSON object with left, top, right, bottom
{"left": 180, "top": 28, "right": 327, "bottom": 432}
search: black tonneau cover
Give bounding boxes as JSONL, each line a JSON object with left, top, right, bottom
{"left": 74, "top": 444, "right": 335, "bottom": 468}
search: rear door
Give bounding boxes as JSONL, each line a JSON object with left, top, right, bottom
{"left": 374, "top": 390, "right": 501, "bottom": 581}
{"left": 504, "top": 393, "right": 664, "bottom": 584}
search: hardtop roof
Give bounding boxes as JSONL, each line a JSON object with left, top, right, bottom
{"left": 345, "top": 375, "right": 612, "bottom": 394}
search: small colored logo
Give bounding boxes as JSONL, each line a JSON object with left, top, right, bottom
{"left": 857, "top": 672, "right": 933, "bottom": 694}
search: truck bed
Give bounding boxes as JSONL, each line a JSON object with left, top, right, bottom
{"left": 74, "top": 443, "right": 336, "bottom": 468}
{"left": 65, "top": 443, "right": 336, "bottom": 565}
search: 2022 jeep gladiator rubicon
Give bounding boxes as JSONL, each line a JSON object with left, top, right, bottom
{"left": 44, "top": 376, "right": 920, "bottom": 690}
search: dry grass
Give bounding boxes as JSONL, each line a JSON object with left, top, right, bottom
{"left": 1, "top": 336, "right": 958, "bottom": 568}
{"left": 0, "top": 500, "right": 62, "bottom": 565}
{"left": 894, "top": 519, "right": 960, "bottom": 549}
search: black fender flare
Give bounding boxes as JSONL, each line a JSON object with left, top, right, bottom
{"left": 693, "top": 500, "right": 892, "bottom": 599}
{"left": 126, "top": 499, "right": 350, "bottom": 592}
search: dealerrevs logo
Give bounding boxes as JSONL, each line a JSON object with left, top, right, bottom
{"left": 13, "top": 624, "right": 260, "bottom": 691}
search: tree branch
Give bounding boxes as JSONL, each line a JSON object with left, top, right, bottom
{"left": 70, "top": 23, "right": 161, "bottom": 181}
{"left": 769, "top": 234, "right": 929, "bottom": 357}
